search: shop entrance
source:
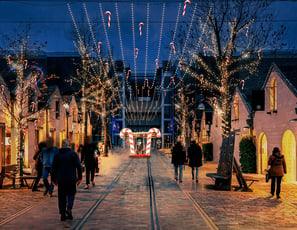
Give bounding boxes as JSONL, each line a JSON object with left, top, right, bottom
{"left": 282, "top": 130, "right": 296, "bottom": 182}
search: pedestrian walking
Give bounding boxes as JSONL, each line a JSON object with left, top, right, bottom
{"left": 171, "top": 140, "right": 186, "bottom": 183}
{"left": 268, "top": 147, "right": 287, "bottom": 199}
{"left": 52, "top": 139, "right": 82, "bottom": 221}
{"left": 31, "top": 141, "right": 46, "bottom": 192}
{"left": 187, "top": 140, "right": 203, "bottom": 183}
{"left": 40, "top": 137, "right": 59, "bottom": 196}
{"left": 81, "top": 136, "right": 99, "bottom": 189}
{"left": 77, "top": 144, "right": 84, "bottom": 172}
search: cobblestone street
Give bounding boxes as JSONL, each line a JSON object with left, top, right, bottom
{"left": 1, "top": 148, "right": 297, "bottom": 229}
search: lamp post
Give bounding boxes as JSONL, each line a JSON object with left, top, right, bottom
{"left": 63, "top": 103, "right": 70, "bottom": 139}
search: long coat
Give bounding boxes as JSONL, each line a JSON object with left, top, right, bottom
{"left": 268, "top": 154, "right": 287, "bottom": 177}
{"left": 81, "top": 143, "right": 99, "bottom": 168}
{"left": 187, "top": 143, "right": 203, "bottom": 168}
{"left": 171, "top": 142, "right": 186, "bottom": 166}
{"left": 52, "top": 147, "right": 82, "bottom": 195}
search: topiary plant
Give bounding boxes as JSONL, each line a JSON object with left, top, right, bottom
{"left": 239, "top": 136, "right": 256, "bottom": 173}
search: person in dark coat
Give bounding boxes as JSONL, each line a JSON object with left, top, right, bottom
{"left": 187, "top": 140, "right": 203, "bottom": 183}
{"left": 81, "top": 136, "right": 99, "bottom": 189}
{"left": 171, "top": 141, "right": 186, "bottom": 183}
{"left": 32, "top": 141, "right": 46, "bottom": 191}
{"left": 268, "top": 147, "right": 287, "bottom": 199}
{"left": 52, "top": 139, "right": 82, "bottom": 221}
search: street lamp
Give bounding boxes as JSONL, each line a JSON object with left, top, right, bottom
{"left": 63, "top": 103, "right": 70, "bottom": 138}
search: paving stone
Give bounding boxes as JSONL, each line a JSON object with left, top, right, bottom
{"left": 1, "top": 149, "right": 297, "bottom": 229}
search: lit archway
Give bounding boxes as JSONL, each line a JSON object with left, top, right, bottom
{"left": 258, "top": 132, "right": 268, "bottom": 174}
{"left": 282, "top": 130, "right": 296, "bottom": 182}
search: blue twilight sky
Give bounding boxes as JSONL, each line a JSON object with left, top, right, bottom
{"left": 0, "top": 1, "right": 297, "bottom": 72}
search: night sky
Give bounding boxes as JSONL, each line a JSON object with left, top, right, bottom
{"left": 0, "top": 0, "right": 297, "bottom": 72}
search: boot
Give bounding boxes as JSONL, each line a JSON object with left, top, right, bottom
{"left": 66, "top": 209, "right": 73, "bottom": 220}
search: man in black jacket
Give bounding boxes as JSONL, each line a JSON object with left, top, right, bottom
{"left": 171, "top": 141, "right": 186, "bottom": 183}
{"left": 52, "top": 139, "right": 82, "bottom": 221}
{"left": 187, "top": 140, "right": 203, "bottom": 183}
{"left": 81, "top": 136, "right": 99, "bottom": 189}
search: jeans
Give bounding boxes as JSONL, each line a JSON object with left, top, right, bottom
{"left": 32, "top": 167, "right": 42, "bottom": 190}
{"left": 191, "top": 167, "right": 199, "bottom": 180}
{"left": 58, "top": 187, "right": 75, "bottom": 214}
{"left": 174, "top": 164, "right": 184, "bottom": 182}
{"left": 42, "top": 167, "right": 54, "bottom": 193}
{"left": 85, "top": 166, "right": 95, "bottom": 185}
{"left": 271, "top": 176, "right": 282, "bottom": 196}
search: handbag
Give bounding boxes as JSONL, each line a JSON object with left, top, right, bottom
{"left": 265, "top": 169, "right": 270, "bottom": 183}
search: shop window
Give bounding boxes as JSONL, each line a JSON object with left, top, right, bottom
{"left": 270, "top": 78, "right": 277, "bottom": 111}
{"left": 234, "top": 97, "right": 239, "bottom": 120}
{"left": 55, "top": 100, "right": 60, "bottom": 119}
{"left": 72, "top": 108, "right": 77, "bottom": 123}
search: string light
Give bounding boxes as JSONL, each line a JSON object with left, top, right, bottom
{"left": 258, "top": 49, "right": 262, "bottom": 60}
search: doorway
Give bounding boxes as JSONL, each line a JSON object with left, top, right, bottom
{"left": 258, "top": 132, "right": 268, "bottom": 174}
{"left": 282, "top": 130, "right": 296, "bottom": 182}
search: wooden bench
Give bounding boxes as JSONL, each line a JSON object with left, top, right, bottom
{"left": 0, "top": 164, "right": 18, "bottom": 188}
{"left": 20, "top": 175, "right": 38, "bottom": 189}
{"left": 206, "top": 137, "right": 234, "bottom": 190}
{"left": 0, "top": 165, "right": 38, "bottom": 189}
{"left": 232, "top": 157, "right": 259, "bottom": 191}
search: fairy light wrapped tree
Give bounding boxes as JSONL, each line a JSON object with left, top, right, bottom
{"left": 174, "top": 81, "right": 196, "bottom": 146}
{"left": 68, "top": 3, "right": 122, "bottom": 156}
{"left": 176, "top": 0, "right": 285, "bottom": 137}
{"left": 70, "top": 41, "right": 121, "bottom": 156}
{"left": 0, "top": 25, "right": 47, "bottom": 180}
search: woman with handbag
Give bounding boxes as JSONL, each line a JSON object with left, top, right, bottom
{"left": 268, "top": 147, "right": 287, "bottom": 199}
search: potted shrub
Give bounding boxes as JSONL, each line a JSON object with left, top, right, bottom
{"left": 239, "top": 136, "right": 256, "bottom": 173}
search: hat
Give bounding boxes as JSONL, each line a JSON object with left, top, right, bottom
{"left": 272, "top": 147, "right": 280, "bottom": 154}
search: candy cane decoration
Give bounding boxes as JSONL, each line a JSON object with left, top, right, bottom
{"left": 245, "top": 26, "right": 249, "bottom": 37}
{"left": 155, "top": 59, "right": 159, "bottom": 69}
{"left": 7, "top": 55, "right": 11, "bottom": 65}
{"left": 24, "top": 60, "right": 28, "bottom": 69}
{"left": 105, "top": 11, "right": 111, "bottom": 28}
{"left": 170, "top": 76, "right": 175, "bottom": 85}
{"left": 213, "top": 97, "right": 217, "bottom": 105}
{"left": 178, "top": 61, "right": 183, "bottom": 71}
{"left": 169, "top": 42, "right": 176, "bottom": 55}
{"left": 225, "top": 56, "right": 230, "bottom": 64}
{"left": 70, "top": 79, "right": 73, "bottom": 86}
{"left": 119, "top": 128, "right": 135, "bottom": 155}
{"left": 182, "top": 0, "right": 191, "bottom": 16}
{"left": 220, "top": 79, "right": 225, "bottom": 92}
{"left": 258, "top": 49, "right": 262, "bottom": 60}
{"left": 76, "top": 69, "right": 80, "bottom": 76}
{"left": 0, "top": 85, "right": 4, "bottom": 95}
{"left": 145, "top": 78, "right": 149, "bottom": 87}
{"left": 31, "top": 102, "right": 36, "bottom": 112}
{"left": 146, "top": 128, "right": 161, "bottom": 156}
{"left": 105, "top": 62, "right": 109, "bottom": 72}
{"left": 139, "top": 22, "right": 144, "bottom": 36}
{"left": 199, "top": 74, "right": 204, "bottom": 84}
{"left": 97, "top": 41, "right": 103, "bottom": 54}
{"left": 34, "top": 120, "right": 38, "bottom": 130}
{"left": 203, "top": 46, "right": 208, "bottom": 56}
{"left": 126, "top": 69, "right": 131, "bottom": 79}
{"left": 240, "top": 80, "right": 245, "bottom": 90}
{"left": 135, "top": 48, "right": 139, "bottom": 59}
